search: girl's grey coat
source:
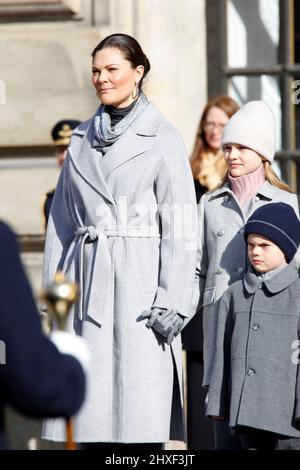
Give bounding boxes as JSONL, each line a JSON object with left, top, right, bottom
{"left": 195, "top": 182, "right": 299, "bottom": 386}
{"left": 42, "top": 100, "right": 197, "bottom": 443}
{"left": 206, "top": 262, "right": 300, "bottom": 438}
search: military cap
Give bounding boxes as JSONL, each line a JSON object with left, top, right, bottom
{"left": 51, "top": 119, "right": 81, "bottom": 146}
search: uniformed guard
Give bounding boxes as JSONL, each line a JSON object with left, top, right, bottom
{"left": 42, "top": 119, "right": 81, "bottom": 228}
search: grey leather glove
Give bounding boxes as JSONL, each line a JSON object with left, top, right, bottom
{"left": 140, "top": 308, "right": 184, "bottom": 345}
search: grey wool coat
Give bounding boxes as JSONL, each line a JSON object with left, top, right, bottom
{"left": 206, "top": 262, "right": 300, "bottom": 438}
{"left": 42, "top": 98, "right": 197, "bottom": 443}
{"left": 195, "top": 181, "right": 299, "bottom": 387}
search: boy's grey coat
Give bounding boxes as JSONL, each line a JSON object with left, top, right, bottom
{"left": 42, "top": 100, "right": 197, "bottom": 443}
{"left": 206, "top": 262, "right": 300, "bottom": 438}
{"left": 195, "top": 182, "right": 299, "bottom": 386}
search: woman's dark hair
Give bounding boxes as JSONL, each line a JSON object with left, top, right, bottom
{"left": 91, "top": 33, "right": 151, "bottom": 90}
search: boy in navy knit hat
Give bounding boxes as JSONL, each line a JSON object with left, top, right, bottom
{"left": 206, "top": 202, "right": 300, "bottom": 450}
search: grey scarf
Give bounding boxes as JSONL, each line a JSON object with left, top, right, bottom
{"left": 93, "top": 91, "right": 149, "bottom": 151}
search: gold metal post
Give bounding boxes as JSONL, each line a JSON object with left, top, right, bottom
{"left": 40, "top": 271, "right": 79, "bottom": 451}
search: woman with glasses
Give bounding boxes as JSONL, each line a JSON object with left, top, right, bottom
{"left": 182, "top": 95, "right": 239, "bottom": 449}
{"left": 190, "top": 96, "right": 239, "bottom": 203}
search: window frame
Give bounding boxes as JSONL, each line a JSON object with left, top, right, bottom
{"left": 206, "top": 0, "right": 300, "bottom": 189}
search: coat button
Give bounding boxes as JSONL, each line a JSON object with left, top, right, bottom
{"left": 224, "top": 195, "right": 229, "bottom": 202}
{"left": 237, "top": 267, "right": 244, "bottom": 274}
{"left": 252, "top": 323, "right": 260, "bottom": 331}
{"left": 247, "top": 368, "right": 255, "bottom": 376}
{"left": 215, "top": 268, "right": 224, "bottom": 275}
{"left": 217, "top": 229, "right": 225, "bottom": 236}
{"left": 255, "top": 196, "right": 260, "bottom": 201}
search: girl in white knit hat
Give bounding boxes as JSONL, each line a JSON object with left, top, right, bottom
{"left": 193, "top": 100, "right": 300, "bottom": 450}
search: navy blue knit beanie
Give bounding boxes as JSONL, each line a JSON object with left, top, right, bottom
{"left": 244, "top": 202, "right": 300, "bottom": 262}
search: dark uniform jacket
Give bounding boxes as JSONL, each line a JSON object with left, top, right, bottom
{"left": 0, "top": 222, "right": 85, "bottom": 449}
{"left": 43, "top": 189, "right": 55, "bottom": 228}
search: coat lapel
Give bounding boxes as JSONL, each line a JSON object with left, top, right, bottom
{"left": 68, "top": 115, "right": 115, "bottom": 205}
{"left": 99, "top": 102, "right": 161, "bottom": 178}
{"left": 99, "top": 126, "right": 151, "bottom": 178}
{"left": 68, "top": 101, "right": 162, "bottom": 201}
{"left": 243, "top": 267, "right": 261, "bottom": 294}
{"left": 264, "top": 261, "right": 299, "bottom": 293}
{"left": 244, "top": 261, "right": 299, "bottom": 294}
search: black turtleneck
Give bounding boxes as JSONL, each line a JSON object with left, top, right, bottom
{"left": 106, "top": 99, "right": 138, "bottom": 128}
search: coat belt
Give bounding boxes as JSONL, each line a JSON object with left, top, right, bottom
{"left": 74, "top": 225, "right": 161, "bottom": 325}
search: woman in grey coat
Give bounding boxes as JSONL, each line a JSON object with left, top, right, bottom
{"left": 206, "top": 203, "right": 300, "bottom": 450}
{"left": 42, "top": 33, "right": 197, "bottom": 449}
{"left": 195, "top": 100, "right": 300, "bottom": 449}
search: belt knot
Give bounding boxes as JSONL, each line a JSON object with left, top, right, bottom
{"left": 75, "top": 226, "right": 98, "bottom": 242}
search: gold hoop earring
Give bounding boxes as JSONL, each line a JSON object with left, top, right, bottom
{"left": 132, "top": 82, "right": 138, "bottom": 100}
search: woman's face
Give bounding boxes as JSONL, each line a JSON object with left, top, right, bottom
{"left": 202, "top": 106, "right": 229, "bottom": 152}
{"left": 92, "top": 47, "right": 144, "bottom": 108}
{"left": 223, "top": 144, "right": 263, "bottom": 177}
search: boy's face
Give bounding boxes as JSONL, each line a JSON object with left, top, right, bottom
{"left": 247, "top": 233, "right": 287, "bottom": 273}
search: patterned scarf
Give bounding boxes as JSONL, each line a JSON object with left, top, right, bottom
{"left": 93, "top": 91, "right": 149, "bottom": 151}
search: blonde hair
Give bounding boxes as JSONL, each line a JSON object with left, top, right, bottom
{"left": 264, "top": 161, "right": 294, "bottom": 192}
{"left": 190, "top": 95, "right": 239, "bottom": 190}
{"left": 217, "top": 161, "right": 294, "bottom": 193}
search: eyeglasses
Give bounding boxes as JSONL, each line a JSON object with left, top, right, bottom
{"left": 202, "top": 121, "right": 227, "bottom": 132}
